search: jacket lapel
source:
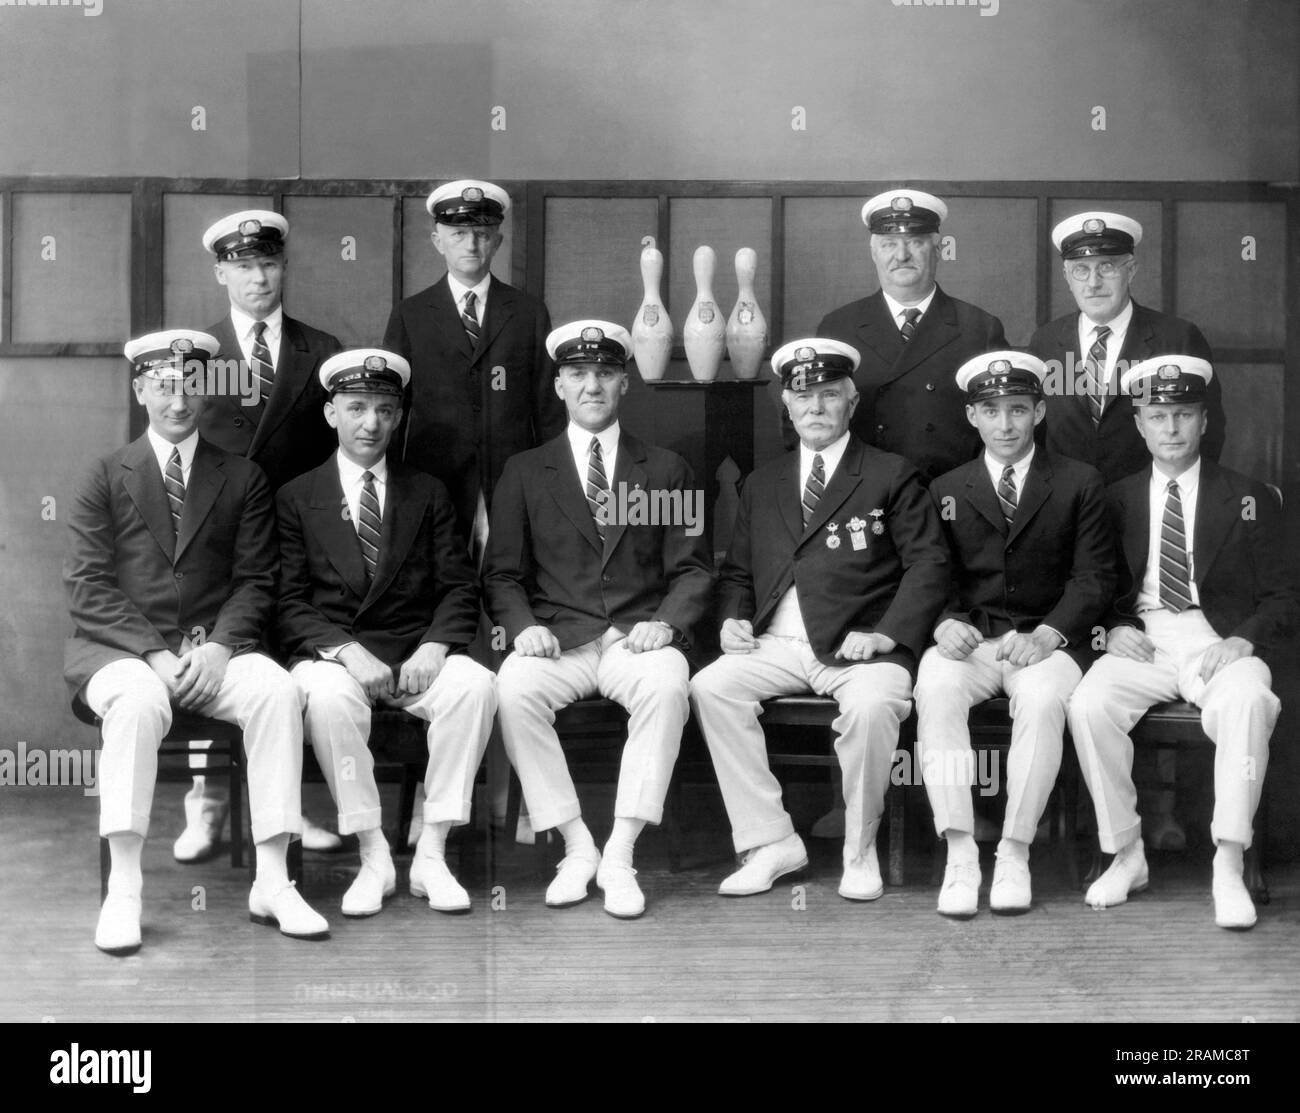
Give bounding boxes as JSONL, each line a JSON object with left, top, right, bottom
{"left": 544, "top": 435, "right": 603, "bottom": 555}
{"left": 1123, "top": 473, "right": 1151, "bottom": 589}
{"left": 881, "top": 286, "right": 960, "bottom": 386}
{"left": 601, "top": 432, "right": 649, "bottom": 568}
{"left": 1191, "top": 460, "right": 1234, "bottom": 588}
{"left": 776, "top": 453, "right": 805, "bottom": 543}
{"left": 963, "top": 459, "right": 1008, "bottom": 538}
{"left": 121, "top": 436, "right": 176, "bottom": 562}
{"left": 308, "top": 462, "right": 370, "bottom": 601}
{"left": 429, "top": 277, "right": 475, "bottom": 361}
{"left": 360, "top": 464, "right": 427, "bottom": 612}
{"left": 174, "top": 438, "right": 227, "bottom": 562}
{"left": 249, "top": 315, "right": 315, "bottom": 456}
{"left": 475, "top": 276, "right": 515, "bottom": 363}
{"left": 801, "top": 439, "right": 865, "bottom": 543}
{"left": 853, "top": 292, "right": 905, "bottom": 369}
{"left": 1006, "top": 450, "right": 1052, "bottom": 545}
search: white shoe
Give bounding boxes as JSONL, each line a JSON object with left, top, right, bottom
{"left": 937, "top": 859, "right": 981, "bottom": 919}
{"left": 545, "top": 846, "right": 601, "bottom": 908}
{"left": 248, "top": 880, "right": 330, "bottom": 939}
{"left": 172, "top": 804, "right": 228, "bottom": 863}
{"left": 341, "top": 858, "right": 396, "bottom": 917}
{"left": 95, "top": 892, "right": 142, "bottom": 956}
{"left": 839, "top": 844, "right": 883, "bottom": 901}
{"left": 1212, "top": 870, "right": 1257, "bottom": 931}
{"left": 1085, "top": 841, "right": 1149, "bottom": 909}
{"left": 301, "top": 817, "right": 344, "bottom": 853}
{"left": 989, "top": 855, "right": 1032, "bottom": 914}
{"left": 409, "top": 855, "right": 471, "bottom": 914}
{"left": 596, "top": 861, "right": 646, "bottom": 919}
{"left": 718, "top": 833, "right": 808, "bottom": 897}
{"left": 810, "top": 805, "right": 845, "bottom": 840}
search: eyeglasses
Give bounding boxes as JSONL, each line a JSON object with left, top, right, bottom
{"left": 1068, "top": 259, "right": 1131, "bottom": 282}
{"left": 440, "top": 228, "right": 498, "bottom": 244}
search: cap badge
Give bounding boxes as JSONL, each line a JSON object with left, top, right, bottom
{"left": 891, "top": 196, "right": 912, "bottom": 212}
{"left": 462, "top": 186, "right": 484, "bottom": 202}
{"left": 581, "top": 326, "right": 604, "bottom": 343}
{"left": 238, "top": 219, "right": 262, "bottom": 236}
{"left": 170, "top": 338, "right": 194, "bottom": 355}
{"left": 364, "top": 355, "right": 387, "bottom": 372}
{"left": 988, "top": 359, "right": 1011, "bottom": 373}
{"left": 1157, "top": 364, "right": 1181, "bottom": 379}
{"left": 1083, "top": 218, "right": 1105, "bottom": 234}
{"left": 794, "top": 346, "right": 816, "bottom": 362}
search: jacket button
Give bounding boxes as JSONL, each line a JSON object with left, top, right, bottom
{"left": 174, "top": 571, "right": 184, "bottom": 580}
{"left": 924, "top": 423, "right": 935, "bottom": 432}
{"left": 925, "top": 383, "right": 935, "bottom": 392}
{"left": 876, "top": 424, "right": 886, "bottom": 434}
{"left": 233, "top": 417, "right": 244, "bottom": 427}
{"left": 602, "top": 574, "right": 611, "bottom": 584}
{"left": 1008, "top": 585, "right": 1017, "bottom": 594}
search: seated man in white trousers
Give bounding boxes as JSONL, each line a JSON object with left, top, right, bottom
{"left": 277, "top": 350, "right": 496, "bottom": 916}
{"left": 482, "top": 321, "right": 714, "bottom": 918}
{"left": 690, "top": 339, "right": 949, "bottom": 901}
{"left": 917, "top": 352, "right": 1115, "bottom": 917}
{"left": 1069, "top": 356, "right": 1296, "bottom": 930}
{"left": 65, "top": 329, "right": 329, "bottom": 955}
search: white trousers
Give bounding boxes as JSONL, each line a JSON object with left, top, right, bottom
{"left": 85, "top": 652, "right": 304, "bottom": 843}
{"left": 291, "top": 656, "right": 496, "bottom": 835}
{"left": 914, "top": 636, "right": 1082, "bottom": 843}
{"left": 496, "top": 628, "right": 689, "bottom": 830}
{"left": 1068, "top": 609, "right": 1278, "bottom": 853}
{"left": 689, "top": 634, "right": 913, "bottom": 856}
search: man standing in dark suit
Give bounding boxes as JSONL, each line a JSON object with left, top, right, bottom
{"left": 483, "top": 321, "right": 714, "bottom": 919}
{"left": 690, "top": 339, "right": 950, "bottom": 902}
{"left": 277, "top": 350, "right": 496, "bottom": 917}
{"left": 1028, "top": 211, "right": 1227, "bottom": 484}
{"left": 383, "top": 179, "right": 565, "bottom": 551}
{"left": 916, "top": 352, "right": 1115, "bottom": 918}
{"left": 1068, "top": 357, "right": 1295, "bottom": 930}
{"left": 817, "top": 189, "right": 1008, "bottom": 485}
{"left": 173, "top": 209, "right": 345, "bottom": 862}
{"left": 65, "top": 330, "right": 329, "bottom": 955}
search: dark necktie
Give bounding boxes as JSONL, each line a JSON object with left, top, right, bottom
{"left": 586, "top": 438, "right": 610, "bottom": 541}
{"left": 1159, "top": 479, "right": 1193, "bottom": 612}
{"left": 997, "top": 464, "right": 1018, "bottom": 524}
{"left": 462, "top": 290, "right": 481, "bottom": 346}
{"left": 164, "top": 447, "right": 185, "bottom": 535}
{"left": 1084, "top": 325, "right": 1111, "bottom": 426}
{"left": 900, "top": 307, "right": 921, "bottom": 343}
{"left": 250, "top": 320, "right": 274, "bottom": 403}
{"left": 802, "top": 453, "right": 825, "bottom": 527}
{"left": 357, "top": 470, "right": 382, "bottom": 581}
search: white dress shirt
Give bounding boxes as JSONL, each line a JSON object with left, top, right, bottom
{"left": 768, "top": 431, "right": 852, "bottom": 640}
{"left": 230, "top": 304, "right": 284, "bottom": 371}
{"left": 1138, "top": 458, "right": 1202, "bottom": 612}
{"left": 1076, "top": 297, "right": 1133, "bottom": 394}
{"left": 982, "top": 444, "right": 1034, "bottom": 501}
{"left": 336, "top": 449, "right": 389, "bottom": 528}
{"left": 567, "top": 420, "right": 620, "bottom": 490}
{"left": 882, "top": 286, "right": 937, "bottom": 335}
{"left": 447, "top": 273, "right": 491, "bottom": 328}
{"left": 146, "top": 427, "right": 198, "bottom": 484}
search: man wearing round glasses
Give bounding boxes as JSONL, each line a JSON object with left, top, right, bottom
{"left": 1028, "top": 211, "right": 1226, "bottom": 485}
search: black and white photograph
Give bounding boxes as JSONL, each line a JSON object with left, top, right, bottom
{"left": 0, "top": 0, "right": 1296, "bottom": 1062}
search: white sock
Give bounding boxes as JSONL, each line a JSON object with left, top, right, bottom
{"left": 558, "top": 817, "right": 595, "bottom": 857}
{"left": 1214, "top": 840, "right": 1245, "bottom": 877}
{"left": 416, "top": 821, "right": 451, "bottom": 861}
{"left": 254, "top": 833, "right": 290, "bottom": 888}
{"left": 357, "top": 826, "right": 392, "bottom": 868}
{"left": 996, "top": 837, "right": 1029, "bottom": 864}
{"left": 106, "top": 833, "right": 144, "bottom": 898}
{"left": 603, "top": 818, "right": 644, "bottom": 868}
{"left": 946, "top": 831, "right": 978, "bottom": 866}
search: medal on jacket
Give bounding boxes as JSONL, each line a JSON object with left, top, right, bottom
{"left": 826, "top": 522, "right": 841, "bottom": 549}
{"left": 848, "top": 516, "right": 867, "bottom": 551}
{"left": 870, "top": 508, "right": 885, "bottom": 535}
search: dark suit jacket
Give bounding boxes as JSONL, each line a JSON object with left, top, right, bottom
{"left": 383, "top": 275, "right": 565, "bottom": 538}
{"left": 816, "top": 285, "right": 1008, "bottom": 484}
{"left": 64, "top": 434, "right": 277, "bottom": 703}
{"left": 482, "top": 431, "right": 715, "bottom": 652}
{"left": 1105, "top": 459, "right": 1296, "bottom": 664}
{"left": 1027, "top": 300, "right": 1225, "bottom": 484}
{"left": 199, "top": 312, "right": 342, "bottom": 491}
{"left": 275, "top": 459, "right": 481, "bottom": 668}
{"left": 929, "top": 450, "right": 1116, "bottom": 671}
{"left": 718, "top": 436, "right": 950, "bottom": 674}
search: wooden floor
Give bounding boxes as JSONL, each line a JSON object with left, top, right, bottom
{"left": 2, "top": 783, "right": 1297, "bottom": 1023}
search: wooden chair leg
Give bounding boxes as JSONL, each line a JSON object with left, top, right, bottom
{"left": 662, "top": 772, "right": 685, "bottom": 874}
{"left": 394, "top": 764, "right": 419, "bottom": 857}
{"left": 99, "top": 836, "right": 110, "bottom": 904}
{"left": 288, "top": 837, "right": 303, "bottom": 888}
{"left": 887, "top": 784, "right": 904, "bottom": 887}
{"left": 229, "top": 748, "right": 244, "bottom": 869}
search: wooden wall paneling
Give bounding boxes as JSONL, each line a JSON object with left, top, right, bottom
{"left": 780, "top": 196, "right": 870, "bottom": 340}
{"left": 542, "top": 196, "right": 658, "bottom": 329}
{"left": 161, "top": 192, "right": 265, "bottom": 330}
{"left": 1047, "top": 199, "right": 1164, "bottom": 323}
{"left": 1215, "top": 363, "right": 1285, "bottom": 485}
{"left": 1, "top": 190, "right": 9, "bottom": 346}
{"left": 937, "top": 196, "right": 1038, "bottom": 347}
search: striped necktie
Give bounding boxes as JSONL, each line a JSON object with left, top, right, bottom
{"left": 357, "top": 470, "right": 382, "bottom": 581}
{"left": 250, "top": 320, "right": 274, "bottom": 404}
{"left": 899, "top": 307, "right": 921, "bottom": 343}
{"left": 997, "top": 464, "right": 1018, "bottom": 524}
{"left": 1084, "top": 324, "right": 1111, "bottom": 426}
{"left": 802, "top": 453, "right": 825, "bottom": 526}
{"left": 1159, "top": 479, "right": 1193, "bottom": 612}
{"left": 164, "top": 447, "right": 185, "bottom": 535}
{"left": 462, "top": 290, "right": 481, "bottom": 346}
{"left": 586, "top": 437, "right": 610, "bottom": 541}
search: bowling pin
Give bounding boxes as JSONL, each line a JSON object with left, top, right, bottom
{"left": 725, "top": 247, "right": 767, "bottom": 380}
{"left": 683, "top": 245, "right": 725, "bottom": 382}
{"left": 631, "top": 236, "right": 673, "bottom": 382}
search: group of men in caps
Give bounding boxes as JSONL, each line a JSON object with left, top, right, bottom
{"left": 64, "top": 178, "right": 1294, "bottom": 957}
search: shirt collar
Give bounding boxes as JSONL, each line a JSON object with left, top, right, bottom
{"left": 336, "top": 448, "right": 388, "bottom": 486}
{"left": 800, "top": 430, "right": 852, "bottom": 479}
{"left": 1080, "top": 297, "right": 1133, "bottom": 341}
{"left": 568, "top": 421, "right": 620, "bottom": 464}
{"left": 882, "top": 286, "right": 937, "bottom": 324}
{"left": 1151, "top": 455, "right": 1201, "bottom": 496}
{"left": 230, "top": 303, "right": 283, "bottom": 343}
{"left": 146, "top": 427, "right": 199, "bottom": 473}
{"left": 447, "top": 273, "right": 492, "bottom": 308}
{"left": 984, "top": 444, "right": 1035, "bottom": 489}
